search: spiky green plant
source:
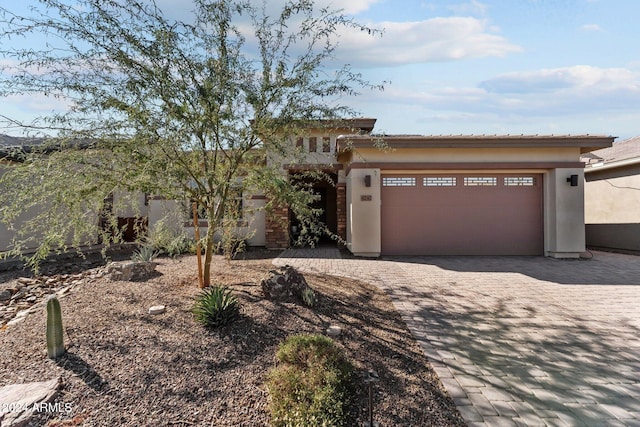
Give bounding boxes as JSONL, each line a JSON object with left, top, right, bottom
{"left": 301, "top": 287, "right": 317, "bottom": 307}
{"left": 131, "top": 245, "right": 160, "bottom": 262}
{"left": 192, "top": 286, "right": 240, "bottom": 328}
{"left": 46, "top": 296, "right": 65, "bottom": 359}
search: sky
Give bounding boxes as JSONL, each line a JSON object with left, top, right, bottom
{"left": 2, "top": 0, "right": 640, "bottom": 140}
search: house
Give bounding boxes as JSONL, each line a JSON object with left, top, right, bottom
{"left": 1, "top": 123, "right": 616, "bottom": 259}
{"left": 261, "top": 121, "right": 614, "bottom": 258}
{"left": 584, "top": 136, "right": 640, "bottom": 253}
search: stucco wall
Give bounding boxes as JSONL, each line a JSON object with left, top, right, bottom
{"left": 353, "top": 147, "right": 579, "bottom": 163}
{"left": 544, "top": 168, "right": 586, "bottom": 257}
{"left": 584, "top": 163, "right": 640, "bottom": 252}
{"left": 147, "top": 196, "right": 266, "bottom": 247}
{"left": 346, "top": 168, "right": 381, "bottom": 256}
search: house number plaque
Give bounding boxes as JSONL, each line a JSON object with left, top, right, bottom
{"left": 361, "top": 195, "right": 372, "bottom": 201}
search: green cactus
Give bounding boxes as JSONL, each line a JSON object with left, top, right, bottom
{"left": 46, "top": 296, "right": 65, "bottom": 359}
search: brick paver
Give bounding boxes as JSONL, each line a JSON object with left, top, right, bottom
{"left": 274, "top": 248, "right": 640, "bottom": 426}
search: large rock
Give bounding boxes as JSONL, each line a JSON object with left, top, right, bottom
{"left": 261, "top": 265, "right": 314, "bottom": 304}
{"left": 104, "top": 261, "right": 157, "bottom": 282}
{"left": 0, "top": 378, "right": 61, "bottom": 427}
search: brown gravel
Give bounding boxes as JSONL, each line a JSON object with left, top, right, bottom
{"left": 0, "top": 250, "right": 465, "bottom": 426}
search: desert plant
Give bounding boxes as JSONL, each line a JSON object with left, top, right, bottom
{"left": 267, "top": 334, "right": 356, "bottom": 427}
{"left": 46, "top": 296, "right": 65, "bottom": 359}
{"left": 192, "top": 286, "right": 240, "bottom": 328}
{"left": 131, "top": 245, "right": 160, "bottom": 262}
{"left": 301, "top": 287, "right": 317, "bottom": 308}
{"left": 145, "top": 217, "right": 196, "bottom": 258}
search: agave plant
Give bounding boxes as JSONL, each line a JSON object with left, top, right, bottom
{"left": 131, "top": 245, "right": 160, "bottom": 262}
{"left": 192, "top": 286, "right": 240, "bottom": 328}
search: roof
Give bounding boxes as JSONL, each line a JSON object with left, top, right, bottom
{"left": 587, "top": 136, "right": 640, "bottom": 163}
{"left": 0, "top": 134, "right": 92, "bottom": 162}
{"left": 337, "top": 134, "right": 616, "bottom": 154}
{"left": 584, "top": 135, "right": 640, "bottom": 173}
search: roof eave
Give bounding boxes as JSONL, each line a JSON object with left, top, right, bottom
{"left": 336, "top": 135, "right": 616, "bottom": 153}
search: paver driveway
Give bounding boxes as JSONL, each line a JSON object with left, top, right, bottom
{"left": 274, "top": 248, "right": 640, "bottom": 426}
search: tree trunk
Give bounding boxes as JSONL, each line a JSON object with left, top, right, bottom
{"left": 203, "top": 211, "right": 217, "bottom": 287}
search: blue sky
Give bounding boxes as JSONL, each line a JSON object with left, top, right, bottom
{"left": 2, "top": 0, "right": 640, "bottom": 140}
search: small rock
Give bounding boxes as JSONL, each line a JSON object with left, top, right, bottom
{"left": 56, "top": 288, "right": 72, "bottom": 297}
{"left": 105, "top": 261, "right": 157, "bottom": 281}
{"left": 11, "top": 290, "right": 26, "bottom": 301}
{"left": 326, "top": 325, "right": 342, "bottom": 337}
{"left": 7, "top": 316, "right": 26, "bottom": 326}
{"left": 149, "top": 305, "right": 166, "bottom": 315}
{"left": 25, "top": 296, "right": 37, "bottom": 303}
{"left": 0, "top": 289, "right": 11, "bottom": 301}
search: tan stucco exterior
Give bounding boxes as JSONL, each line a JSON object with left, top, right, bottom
{"left": 584, "top": 157, "right": 640, "bottom": 252}
{"left": 339, "top": 135, "right": 614, "bottom": 258}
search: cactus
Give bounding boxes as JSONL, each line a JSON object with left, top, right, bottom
{"left": 46, "top": 296, "right": 65, "bottom": 359}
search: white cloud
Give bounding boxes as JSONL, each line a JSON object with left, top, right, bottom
{"left": 479, "top": 65, "right": 639, "bottom": 94}
{"left": 335, "top": 17, "right": 521, "bottom": 66}
{"left": 357, "top": 64, "right": 640, "bottom": 136}
{"left": 323, "top": 0, "right": 381, "bottom": 15}
{"left": 581, "top": 23, "right": 602, "bottom": 31}
{"left": 448, "top": 0, "right": 488, "bottom": 17}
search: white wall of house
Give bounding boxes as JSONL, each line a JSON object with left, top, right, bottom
{"left": 544, "top": 168, "right": 586, "bottom": 258}
{"left": 584, "top": 161, "right": 640, "bottom": 252}
{"left": 345, "top": 168, "right": 381, "bottom": 256}
{"left": 147, "top": 195, "right": 266, "bottom": 247}
{"left": 113, "top": 191, "right": 148, "bottom": 218}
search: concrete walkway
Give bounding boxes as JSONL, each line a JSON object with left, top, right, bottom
{"left": 274, "top": 248, "right": 640, "bottom": 426}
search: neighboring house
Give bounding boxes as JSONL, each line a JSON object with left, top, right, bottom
{"left": 584, "top": 136, "right": 640, "bottom": 253}
{"left": 1, "top": 123, "right": 615, "bottom": 258}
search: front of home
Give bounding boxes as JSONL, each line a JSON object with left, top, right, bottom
{"left": 0, "top": 122, "right": 615, "bottom": 259}
{"left": 259, "top": 119, "right": 614, "bottom": 258}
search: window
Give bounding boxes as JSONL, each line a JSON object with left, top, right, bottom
{"left": 322, "top": 137, "right": 331, "bottom": 153}
{"left": 308, "top": 137, "right": 317, "bottom": 153}
{"left": 382, "top": 177, "right": 416, "bottom": 187}
{"left": 295, "top": 137, "right": 304, "bottom": 148}
{"left": 424, "top": 177, "right": 456, "bottom": 187}
{"left": 464, "top": 177, "right": 497, "bottom": 186}
{"left": 504, "top": 177, "right": 536, "bottom": 186}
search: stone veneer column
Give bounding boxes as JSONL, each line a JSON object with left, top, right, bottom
{"left": 336, "top": 183, "right": 347, "bottom": 244}
{"left": 265, "top": 203, "right": 290, "bottom": 250}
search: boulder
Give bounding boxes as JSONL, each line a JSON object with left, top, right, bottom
{"left": 0, "top": 378, "right": 61, "bottom": 427}
{"left": 104, "top": 261, "right": 157, "bottom": 282}
{"left": 261, "top": 265, "right": 314, "bottom": 304}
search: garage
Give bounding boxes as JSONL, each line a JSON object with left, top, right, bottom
{"left": 381, "top": 173, "right": 543, "bottom": 255}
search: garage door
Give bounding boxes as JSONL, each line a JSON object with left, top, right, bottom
{"left": 381, "top": 174, "right": 543, "bottom": 255}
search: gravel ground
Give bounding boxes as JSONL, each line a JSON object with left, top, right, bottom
{"left": 0, "top": 250, "right": 465, "bottom": 426}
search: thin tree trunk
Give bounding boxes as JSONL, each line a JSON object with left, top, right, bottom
{"left": 203, "top": 212, "right": 216, "bottom": 287}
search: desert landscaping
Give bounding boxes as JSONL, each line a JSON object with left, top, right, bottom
{"left": 0, "top": 249, "right": 465, "bottom": 426}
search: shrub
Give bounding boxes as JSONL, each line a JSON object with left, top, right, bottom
{"left": 300, "top": 287, "right": 317, "bottom": 307}
{"left": 145, "top": 218, "right": 195, "bottom": 257}
{"left": 131, "top": 245, "right": 159, "bottom": 262}
{"left": 267, "top": 335, "right": 356, "bottom": 427}
{"left": 192, "top": 286, "right": 240, "bottom": 328}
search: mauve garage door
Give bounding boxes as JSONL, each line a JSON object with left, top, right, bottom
{"left": 381, "top": 174, "right": 543, "bottom": 255}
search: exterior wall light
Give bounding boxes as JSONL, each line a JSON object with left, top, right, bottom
{"left": 364, "top": 175, "right": 371, "bottom": 187}
{"left": 567, "top": 174, "right": 578, "bottom": 186}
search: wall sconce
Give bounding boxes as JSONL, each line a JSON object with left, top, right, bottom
{"left": 364, "top": 175, "right": 371, "bottom": 187}
{"left": 566, "top": 174, "right": 578, "bottom": 187}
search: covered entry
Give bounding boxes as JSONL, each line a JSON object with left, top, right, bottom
{"left": 381, "top": 173, "right": 543, "bottom": 255}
